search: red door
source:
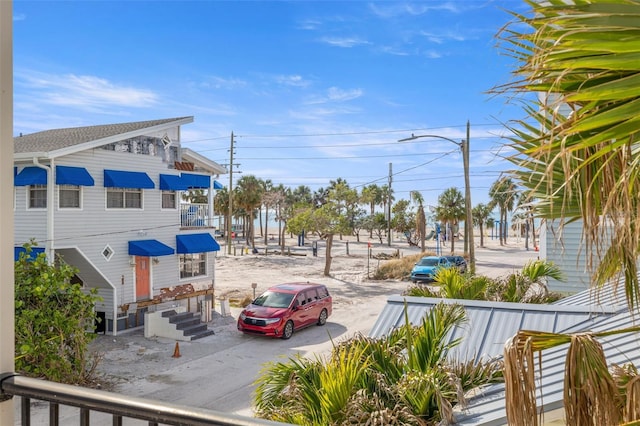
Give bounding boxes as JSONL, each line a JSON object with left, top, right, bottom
{"left": 135, "top": 256, "right": 150, "bottom": 300}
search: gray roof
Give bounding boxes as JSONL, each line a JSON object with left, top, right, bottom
{"left": 369, "top": 295, "right": 617, "bottom": 361}
{"left": 553, "top": 276, "right": 628, "bottom": 311}
{"left": 14, "top": 117, "right": 193, "bottom": 158}
{"left": 368, "top": 283, "right": 638, "bottom": 425}
{"left": 454, "top": 309, "right": 640, "bottom": 425}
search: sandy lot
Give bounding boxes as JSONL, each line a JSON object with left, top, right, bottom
{"left": 21, "top": 234, "right": 539, "bottom": 424}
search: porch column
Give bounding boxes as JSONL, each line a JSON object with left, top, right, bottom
{"left": 0, "top": 0, "right": 15, "bottom": 423}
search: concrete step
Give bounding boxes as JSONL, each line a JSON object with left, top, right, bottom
{"left": 189, "top": 328, "right": 215, "bottom": 341}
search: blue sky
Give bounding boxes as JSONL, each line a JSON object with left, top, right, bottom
{"left": 12, "top": 1, "right": 530, "bottom": 209}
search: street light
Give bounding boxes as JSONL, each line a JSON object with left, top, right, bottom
{"left": 398, "top": 121, "right": 475, "bottom": 273}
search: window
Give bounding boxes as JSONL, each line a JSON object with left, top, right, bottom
{"left": 29, "top": 185, "right": 47, "bottom": 208}
{"left": 179, "top": 253, "right": 206, "bottom": 279}
{"left": 102, "top": 245, "right": 114, "bottom": 261}
{"left": 106, "top": 187, "right": 142, "bottom": 209}
{"left": 59, "top": 185, "right": 81, "bottom": 208}
{"left": 162, "top": 190, "right": 177, "bottom": 209}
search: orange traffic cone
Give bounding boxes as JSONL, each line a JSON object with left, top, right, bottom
{"left": 172, "top": 342, "right": 181, "bottom": 358}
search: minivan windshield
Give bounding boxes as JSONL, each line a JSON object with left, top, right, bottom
{"left": 252, "top": 290, "right": 295, "bottom": 308}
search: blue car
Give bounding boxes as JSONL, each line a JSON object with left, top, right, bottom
{"left": 410, "top": 256, "right": 451, "bottom": 283}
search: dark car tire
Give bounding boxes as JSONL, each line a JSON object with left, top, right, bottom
{"left": 282, "top": 320, "right": 294, "bottom": 339}
{"left": 317, "top": 309, "right": 328, "bottom": 326}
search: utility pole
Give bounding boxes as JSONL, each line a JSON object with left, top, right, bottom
{"left": 387, "top": 163, "right": 392, "bottom": 247}
{"left": 227, "top": 132, "right": 235, "bottom": 255}
{"left": 464, "top": 120, "right": 475, "bottom": 273}
{"left": 397, "top": 121, "right": 474, "bottom": 272}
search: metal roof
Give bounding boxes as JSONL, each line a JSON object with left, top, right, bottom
{"left": 368, "top": 287, "right": 638, "bottom": 425}
{"left": 553, "top": 277, "right": 629, "bottom": 311}
{"left": 454, "top": 310, "right": 640, "bottom": 425}
{"left": 369, "top": 295, "right": 617, "bottom": 361}
{"left": 14, "top": 117, "right": 193, "bottom": 158}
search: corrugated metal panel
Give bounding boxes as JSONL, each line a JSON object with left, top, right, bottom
{"left": 454, "top": 307, "right": 640, "bottom": 425}
{"left": 369, "top": 295, "right": 617, "bottom": 361}
{"left": 553, "top": 278, "right": 628, "bottom": 311}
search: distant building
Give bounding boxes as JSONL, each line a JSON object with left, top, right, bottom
{"left": 13, "top": 117, "right": 227, "bottom": 335}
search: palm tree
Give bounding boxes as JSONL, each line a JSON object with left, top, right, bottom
{"left": 235, "top": 175, "right": 263, "bottom": 250}
{"left": 434, "top": 187, "right": 465, "bottom": 254}
{"left": 379, "top": 184, "right": 394, "bottom": 219}
{"left": 361, "top": 184, "right": 382, "bottom": 238}
{"left": 488, "top": 177, "right": 517, "bottom": 246}
{"left": 327, "top": 178, "right": 358, "bottom": 240}
{"left": 214, "top": 187, "right": 229, "bottom": 234}
{"left": 291, "top": 185, "right": 312, "bottom": 205}
{"left": 312, "top": 186, "right": 328, "bottom": 208}
{"left": 494, "top": 0, "right": 640, "bottom": 423}
{"left": 410, "top": 191, "right": 427, "bottom": 252}
{"left": 259, "top": 178, "right": 272, "bottom": 239}
{"left": 472, "top": 203, "right": 493, "bottom": 248}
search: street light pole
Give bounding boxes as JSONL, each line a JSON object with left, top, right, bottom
{"left": 398, "top": 122, "right": 475, "bottom": 273}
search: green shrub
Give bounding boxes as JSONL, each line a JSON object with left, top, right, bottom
{"left": 15, "top": 244, "right": 102, "bottom": 385}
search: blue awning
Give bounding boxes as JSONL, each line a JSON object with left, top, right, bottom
{"left": 176, "top": 233, "right": 220, "bottom": 254}
{"left": 14, "top": 246, "right": 45, "bottom": 261}
{"left": 104, "top": 169, "right": 154, "bottom": 189}
{"left": 56, "top": 166, "right": 95, "bottom": 186}
{"left": 14, "top": 167, "right": 47, "bottom": 186}
{"left": 213, "top": 180, "right": 224, "bottom": 190}
{"left": 159, "top": 174, "right": 189, "bottom": 191}
{"left": 128, "top": 240, "right": 175, "bottom": 256}
{"left": 181, "top": 173, "right": 210, "bottom": 189}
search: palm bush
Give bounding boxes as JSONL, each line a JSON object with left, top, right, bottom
{"left": 486, "top": 260, "right": 564, "bottom": 303}
{"left": 435, "top": 268, "right": 489, "bottom": 301}
{"left": 404, "top": 260, "right": 561, "bottom": 303}
{"left": 253, "top": 303, "right": 503, "bottom": 425}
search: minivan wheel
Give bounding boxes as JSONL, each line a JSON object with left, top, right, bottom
{"left": 282, "top": 320, "right": 294, "bottom": 339}
{"left": 317, "top": 309, "right": 328, "bottom": 326}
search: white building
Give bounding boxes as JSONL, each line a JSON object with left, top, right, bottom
{"left": 13, "top": 117, "right": 226, "bottom": 335}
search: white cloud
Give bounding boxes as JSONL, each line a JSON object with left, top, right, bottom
{"left": 200, "top": 76, "right": 247, "bottom": 90}
{"left": 368, "top": 2, "right": 461, "bottom": 19}
{"left": 327, "top": 87, "right": 363, "bottom": 102}
{"left": 13, "top": 13, "right": 26, "bottom": 21}
{"left": 420, "top": 30, "right": 468, "bottom": 43}
{"left": 274, "top": 74, "right": 310, "bottom": 88}
{"left": 304, "top": 87, "right": 363, "bottom": 105}
{"left": 296, "top": 19, "right": 322, "bottom": 30}
{"left": 377, "top": 45, "right": 410, "bottom": 56}
{"left": 16, "top": 71, "right": 159, "bottom": 109}
{"left": 319, "top": 36, "right": 369, "bottom": 48}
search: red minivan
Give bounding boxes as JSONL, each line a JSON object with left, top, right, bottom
{"left": 237, "top": 282, "right": 332, "bottom": 339}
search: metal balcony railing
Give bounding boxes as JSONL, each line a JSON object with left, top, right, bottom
{"left": 0, "top": 373, "right": 288, "bottom": 426}
{"left": 180, "top": 203, "right": 210, "bottom": 228}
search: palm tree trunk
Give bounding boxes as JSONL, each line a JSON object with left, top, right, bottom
{"left": 264, "top": 208, "right": 269, "bottom": 246}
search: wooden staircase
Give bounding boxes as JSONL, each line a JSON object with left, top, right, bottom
{"left": 161, "top": 310, "right": 214, "bottom": 341}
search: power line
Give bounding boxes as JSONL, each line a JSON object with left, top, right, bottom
{"left": 179, "top": 121, "right": 515, "bottom": 145}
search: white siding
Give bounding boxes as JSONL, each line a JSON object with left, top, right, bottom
{"left": 541, "top": 220, "right": 595, "bottom": 294}
{"left": 14, "top": 146, "right": 217, "bottom": 333}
